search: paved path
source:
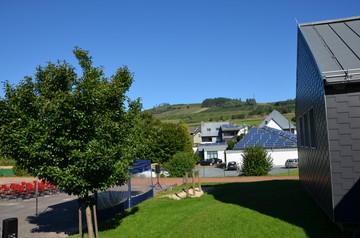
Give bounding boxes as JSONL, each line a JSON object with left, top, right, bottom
{"left": 0, "top": 176, "right": 298, "bottom": 237}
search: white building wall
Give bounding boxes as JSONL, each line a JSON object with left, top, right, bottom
{"left": 203, "top": 150, "right": 226, "bottom": 161}
{"left": 225, "top": 148, "right": 298, "bottom": 167}
{"left": 266, "top": 120, "right": 282, "bottom": 130}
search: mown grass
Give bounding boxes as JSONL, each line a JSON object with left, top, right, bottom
{"left": 275, "top": 168, "right": 299, "bottom": 176}
{"left": 70, "top": 180, "right": 348, "bottom": 238}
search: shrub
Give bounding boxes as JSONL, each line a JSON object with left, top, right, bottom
{"left": 241, "top": 146, "right": 273, "bottom": 176}
{"left": 166, "top": 152, "right": 198, "bottom": 177}
{"left": 13, "top": 164, "right": 30, "bottom": 177}
{"left": 0, "top": 156, "right": 16, "bottom": 166}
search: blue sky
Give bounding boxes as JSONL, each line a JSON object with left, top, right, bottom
{"left": 1, "top": 1, "right": 359, "bottom": 109}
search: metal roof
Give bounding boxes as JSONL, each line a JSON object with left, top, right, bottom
{"left": 258, "top": 110, "right": 296, "bottom": 130}
{"left": 198, "top": 142, "right": 227, "bottom": 151}
{"left": 220, "top": 124, "right": 242, "bottom": 131}
{"left": 299, "top": 16, "right": 360, "bottom": 85}
{"left": 200, "top": 121, "right": 229, "bottom": 137}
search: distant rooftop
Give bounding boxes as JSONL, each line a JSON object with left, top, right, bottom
{"left": 258, "top": 110, "right": 295, "bottom": 130}
{"left": 220, "top": 124, "right": 243, "bottom": 131}
{"left": 299, "top": 16, "right": 360, "bottom": 85}
{"left": 234, "top": 126, "right": 297, "bottom": 150}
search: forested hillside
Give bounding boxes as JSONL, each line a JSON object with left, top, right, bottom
{"left": 147, "top": 98, "right": 295, "bottom": 126}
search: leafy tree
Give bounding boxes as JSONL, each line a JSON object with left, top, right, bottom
{"left": 133, "top": 111, "right": 162, "bottom": 162}
{"left": 166, "top": 152, "right": 198, "bottom": 177}
{"left": 227, "top": 140, "right": 237, "bottom": 150}
{"left": 245, "top": 98, "right": 257, "bottom": 106}
{"left": 241, "top": 146, "right": 273, "bottom": 176}
{"left": 0, "top": 47, "right": 141, "bottom": 238}
{"left": 152, "top": 121, "right": 193, "bottom": 164}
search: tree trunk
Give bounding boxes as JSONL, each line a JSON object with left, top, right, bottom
{"left": 85, "top": 195, "right": 95, "bottom": 238}
{"left": 93, "top": 192, "right": 99, "bottom": 238}
{"left": 78, "top": 198, "right": 83, "bottom": 238}
{"left": 93, "top": 203, "right": 99, "bottom": 238}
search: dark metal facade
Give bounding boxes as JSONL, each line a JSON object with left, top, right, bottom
{"left": 297, "top": 16, "right": 360, "bottom": 223}
{"left": 296, "top": 29, "right": 334, "bottom": 221}
{"left": 325, "top": 85, "right": 360, "bottom": 222}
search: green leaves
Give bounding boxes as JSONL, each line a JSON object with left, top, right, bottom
{"left": 0, "top": 47, "right": 141, "bottom": 197}
{"left": 241, "top": 146, "right": 273, "bottom": 176}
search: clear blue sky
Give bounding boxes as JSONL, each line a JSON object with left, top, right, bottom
{"left": 1, "top": 1, "right": 359, "bottom": 109}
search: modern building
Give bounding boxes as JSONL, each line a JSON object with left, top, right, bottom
{"left": 220, "top": 124, "right": 246, "bottom": 142}
{"left": 200, "top": 121, "right": 229, "bottom": 143}
{"left": 296, "top": 16, "right": 360, "bottom": 223}
{"left": 189, "top": 126, "right": 201, "bottom": 147}
{"left": 229, "top": 126, "right": 298, "bottom": 166}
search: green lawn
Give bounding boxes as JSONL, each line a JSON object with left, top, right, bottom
{"left": 274, "top": 168, "right": 299, "bottom": 176}
{"left": 70, "top": 180, "right": 347, "bottom": 238}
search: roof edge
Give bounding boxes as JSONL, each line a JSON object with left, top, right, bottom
{"left": 299, "top": 16, "right": 360, "bottom": 27}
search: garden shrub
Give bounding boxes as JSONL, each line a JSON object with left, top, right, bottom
{"left": 166, "top": 152, "right": 198, "bottom": 177}
{"left": 241, "top": 146, "right": 273, "bottom": 176}
{"left": 13, "top": 164, "right": 30, "bottom": 177}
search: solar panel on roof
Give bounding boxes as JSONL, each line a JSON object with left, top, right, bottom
{"left": 234, "top": 126, "right": 298, "bottom": 149}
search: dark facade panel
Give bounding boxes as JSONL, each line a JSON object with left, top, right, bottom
{"left": 296, "top": 29, "right": 334, "bottom": 220}
{"left": 298, "top": 16, "right": 360, "bottom": 224}
{"left": 326, "top": 90, "right": 360, "bottom": 222}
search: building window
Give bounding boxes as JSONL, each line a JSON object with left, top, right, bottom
{"left": 304, "top": 112, "right": 309, "bottom": 147}
{"left": 207, "top": 151, "right": 218, "bottom": 159}
{"left": 207, "top": 128, "right": 211, "bottom": 132}
{"left": 309, "top": 108, "right": 317, "bottom": 148}
{"left": 299, "top": 116, "right": 304, "bottom": 147}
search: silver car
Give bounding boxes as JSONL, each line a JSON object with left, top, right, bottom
{"left": 285, "top": 159, "right": 299, "bottom": 168}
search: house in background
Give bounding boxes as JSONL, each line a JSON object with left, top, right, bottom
{"left": 200, "top": 121, "right": 229, "bottom": 143}
{"left": 197, "top": 121, "right": 247, "bottom": 161}
{"left": 197, "top": 142, "right": 228, "bottom": 162}
{"left": 226, "top": 126, "right": 298, "bottom": 167}
{"left": 200, "top": 121, "right": 246, "bottom": 143}
{"left": 220, "top": 124, "right": 246, "bottom": 142}
{"left": 189, "top": 126, "right": 201, "bottom": 147}
{"left": 296, "top": 16, "right": 360, "bottom": 223}
{"left": 258, "top": 109, "right": 296, "bottom": 134}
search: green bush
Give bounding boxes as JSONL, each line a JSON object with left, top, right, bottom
{"left": 13, "top": 164, "right": 30, "bottom": 177}
{"left": 241, "top": 146, "right": 273, "bottom": 176}
{"left": 166, "top": 152, "right": 198, "bottom": 177}
{"left": 0, "top": 156, "right": 16, "bottom": 166}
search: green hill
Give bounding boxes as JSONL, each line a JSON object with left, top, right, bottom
{"left": 147, "top": 98, "right": 296, "bottom": 127}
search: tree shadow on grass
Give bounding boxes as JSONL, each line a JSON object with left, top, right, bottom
{"left": 26, "top": 197, "right": 140, "bottom": 236}
{"left": 206, "top": 180, "right": 349, "bottom": 238}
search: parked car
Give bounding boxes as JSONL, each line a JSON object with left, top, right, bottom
{"left": 200, "top": 158, "right": 215, "bottom": 166}
{"left": 285, "top": 159, "right": 299, "bottom": 168}
{"left": 227, "top": 161, "right": 239, "bottom": 170}
{"left": 214, "top": 158, "right": 223, "bottom": 164}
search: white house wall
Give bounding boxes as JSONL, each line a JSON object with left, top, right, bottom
{"left": 225, "top": 148, "right": 298, "bottom": 167}
{"left": 203, "top": 150, "right": 226, "bottom": 161}
{"left": 266, "top": 120, "right": 282, "bottom": 130}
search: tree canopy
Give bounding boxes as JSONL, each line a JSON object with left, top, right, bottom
{"left": 0, "top": 47, "right": 142, "bottom": 197}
